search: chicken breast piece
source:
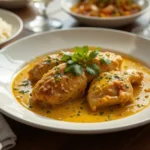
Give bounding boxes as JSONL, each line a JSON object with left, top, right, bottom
{"left": 126, "top": 69, "right": 144, "bottom": 84}
{"left": 31, "top": 63, "right": 87, "bottom": 106}
{"left": 87, "top": 51, "right": 123, "bottom": 82}
{"left": 87, "top": 69, "right": 144, "bottom": 111}
{"left": 29, "top": 51, "right": 122, "bottom": 83}
{"left": 28, "top": 53, "right": 65, "bottom": 83}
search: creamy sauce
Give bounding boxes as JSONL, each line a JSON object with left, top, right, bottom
{"left": 12, "top": 49, "right": 150, "bottom": 123}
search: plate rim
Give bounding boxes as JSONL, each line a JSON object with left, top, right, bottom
{"left": 0, "top": 105, "right": 150, "bottom": 134}
{"left": 0, "top": 8, "right": 23, "bottom": 45}
{"left": 1, "top": 27, "right": 149, "bottom": 53}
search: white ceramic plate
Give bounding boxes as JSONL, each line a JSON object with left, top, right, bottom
{"left": 0, "top": 28, "right": 150, "bottom": 134}
{"left": 61, "top": 0, "right": 150, "bottom": 27}
{"left": 0, "top": 9, "right": 23, "bottom": 45}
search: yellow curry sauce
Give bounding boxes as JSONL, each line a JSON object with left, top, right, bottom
{"left": 12, "top": 49, "right": 150, "bottom": 123}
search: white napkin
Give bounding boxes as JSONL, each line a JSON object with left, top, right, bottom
{"left": 0, "top": 114, "right": 16, "bottom": 150}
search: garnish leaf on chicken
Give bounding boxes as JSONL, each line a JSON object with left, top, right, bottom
{"left": 61, "top": 46, "right": 100, "bottom": 76}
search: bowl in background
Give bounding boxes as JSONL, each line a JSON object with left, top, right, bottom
{"left": 0, "top": 9, "right": 23, "bottom": 45}
{"left": 61, "top": 0, "right": 150, "bottom": 28}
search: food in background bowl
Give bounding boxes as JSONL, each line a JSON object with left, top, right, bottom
{"left": 71, "top": 0, "right": 141, "bottom": 18}
{"left": 0, "top": 17, "right": 12, "bottom": 43}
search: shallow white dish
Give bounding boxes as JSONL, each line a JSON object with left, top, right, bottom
{"left": 0, "top": 28, "right": 150, "bottom": 134}
{"left": 0, "top": 9, "right": 23, "bottom": 45}
{"left": 61, "top": 0, "right": 150, "bottom": 27}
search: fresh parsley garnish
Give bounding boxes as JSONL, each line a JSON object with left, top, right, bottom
{"left": 86, "top": 64, "right": 99, "bottom": 76}
{"left": 88, "top": 50, "right": 99, "bottom": 61}
{"left": 45, "top": 55, "right": 51, "bottom": 65}
{"left": 61, "top": 46, "right": 100, "bottom": 76}
{"left": 61, "top": 51, "right": 72, "bottom": 61}
{"left": 65, "top": 64, "right": 83, "bottom": 76}
{"left": 100, "top": 57, "right": 111, "bottom": 65}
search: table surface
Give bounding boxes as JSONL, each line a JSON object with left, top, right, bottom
{"left": 1, "top": 3, "right": 150, "bottom": 150}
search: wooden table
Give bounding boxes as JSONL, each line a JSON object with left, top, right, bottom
{"left": 1, "top": 4, "right": 150, "bottom": 150}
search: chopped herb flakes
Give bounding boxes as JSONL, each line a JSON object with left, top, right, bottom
{"left": 125, "top": 85, "right": 129, "bottom": 89}
{"left": 45, "top": 55, "right": 51, "bottom": 65}
{"left": 106, "top": 114, "right": 111, "bottom": 121}
{"left": 80, "top": 106, "right": 83, "bottom": 110}
{"left": 45, "top": 60, "right": 51, "bottom": 65}
{"left": 114, "top": 75, "right": 120, "bottom": 79}
{"left": 105, "top": 75, "right": 112, "bottom": 80}
{"left": 19, "top": 80, "right": 30, "bottom": 86}
{"left": 100, "top": 112, "right": 104, "bottom": 115}
{"left": 77, "top": 113, "right": 80, "bottom": 116}
{"left": 97, "top": 76, "right": 103, "bottom": 81}
{"left": 46, "top": 110, "right": 51, "bottom": 113}
{"left": 137, "top": 104, "right": 144, "bottom": 108}
{"left": 54, "top": 72, "right": 62, "bottom": 82}
{"left": 29, "top": 105, "right": 33, "bottom": 109}
{"left": 47, "top": 55, "right": 51, "bottom": 59}
{"left": 19, "top": 90, "right": 29, "bottom": 94}
{"left": 124, "top": 72, "right": 128, "bottom": 75}
{"left": 137, "top": 104, "right": 141, "bottom": 108}
{"left": 77, "top": 111, "right": 81, "bottom": 116}
{"left": 102, "top": 84, "right": 105, "bottom": 87}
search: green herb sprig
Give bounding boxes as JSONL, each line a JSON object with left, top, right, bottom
{"left": 45, "top": 55, "right": 51, "bottom": 65}
{"left": 61, "top": 46, "right": 100, "bottom": 76}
